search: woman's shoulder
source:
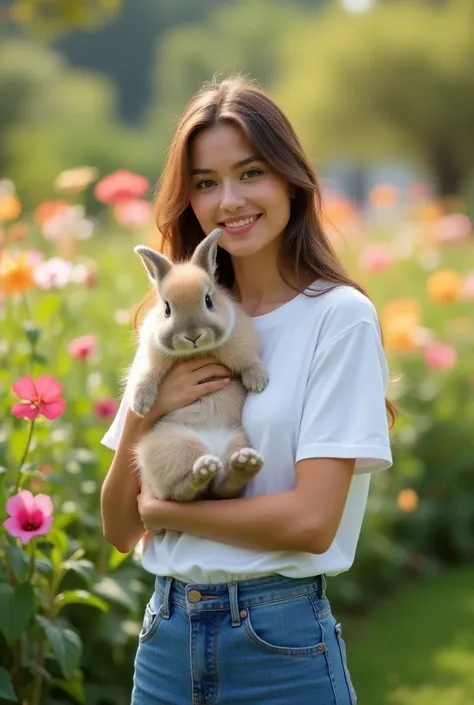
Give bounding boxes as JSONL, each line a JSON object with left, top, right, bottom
{"left": 304, "top": 282, "right": 379, "bottom": 325}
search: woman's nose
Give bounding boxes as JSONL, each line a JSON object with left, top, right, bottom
{"left": 220, "top": 181, "right": 245, "bottom": 212}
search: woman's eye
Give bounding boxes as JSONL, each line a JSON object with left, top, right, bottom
{"left": 164, "top": 301, "right": 171, "bottom": 317}
{"left": 205, "top": 294, "right": 214, "bottom": 310}
{"left": 196, "top": 179, "right": 215, "bottom": 190}
{"left": 242, "top": 168, "right": 263, "bottom": 180}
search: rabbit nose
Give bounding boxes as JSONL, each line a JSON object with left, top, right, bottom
{"left": 184, "top": 333, "right": 202, "bottom": 344}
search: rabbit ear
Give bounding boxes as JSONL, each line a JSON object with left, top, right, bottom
{"left": 191, "top": 228, "right": 222, "bottom": 276}
{"left": 134, "top": 245, "right": 172, "bottom": 284}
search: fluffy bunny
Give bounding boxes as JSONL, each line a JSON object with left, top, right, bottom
{"left": 129, "top": 228, "right": 268, "bottom": 502}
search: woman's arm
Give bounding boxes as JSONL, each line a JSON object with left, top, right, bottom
{"left": 138, "top": 457, "right": 355, "bottom": 554}
{"left": 100, "top": 410, "right": 148, "bottom": 553}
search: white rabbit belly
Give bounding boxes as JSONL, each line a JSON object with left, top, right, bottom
{"left": 186, "top": 427, "right": 240, "bottom": 457}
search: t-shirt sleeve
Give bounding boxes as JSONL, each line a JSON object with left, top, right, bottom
{"left": 296, "top": 321, "right": 393, "bottom": 474}
{"left": 100, "top": 389, "right": 130, "bottom": 452}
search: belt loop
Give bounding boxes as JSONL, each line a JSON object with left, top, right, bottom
{"left": 320, "top": 574, "right": 327, "bottom": 599}
{"left": 162, "top": 577, "right": 173, "bottom": 619}
{"left": 228, "top": 581, "right": 241, "bottom": 627}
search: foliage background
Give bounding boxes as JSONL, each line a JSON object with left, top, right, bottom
{"left": 1, "top": 0, "right": 473, "bottom": 703}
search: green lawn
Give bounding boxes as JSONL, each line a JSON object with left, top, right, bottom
{"left": 343, "top": 567, "right": 474, "bottom": 705}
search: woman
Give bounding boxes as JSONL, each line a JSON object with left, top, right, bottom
{"left": 100, "top": 75, "right": 394, "bottom": 704}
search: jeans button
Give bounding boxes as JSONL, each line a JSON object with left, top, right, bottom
{"left": 188, "top": 589, "right": 202, "bottom": 603}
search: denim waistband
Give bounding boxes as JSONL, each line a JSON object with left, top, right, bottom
{"left": 154, "top": 574, "right": 326, "bottom": 626}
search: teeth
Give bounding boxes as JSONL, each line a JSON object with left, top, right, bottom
{"left": 225, "top": 215, "right": 258, "bottom": 228}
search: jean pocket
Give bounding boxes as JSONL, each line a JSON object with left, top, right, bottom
{"left": 335, "top": 623, "right": 357, "bottom": 704}
{"left": 139, "top": 596, "right": 164, "bottom": 644}
{"left": 241, "top": 594, "right": 326, "bottom": 656}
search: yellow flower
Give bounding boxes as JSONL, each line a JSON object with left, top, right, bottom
{"left": 0, "top": 195, "right": 22, "bottom": 222}
{"left": 397, "top": 489, "right": 419, "bottom": 512}
{"left": 427, "top": 269, "right": 463, "bottom": 303}
{"left": 381, "top": 299, "right": 421, "bottom": 352}
{"left": 0, "top": 251, "right": 35, "bottom": 294}
{"left": 54, "top": 166, "right": 99, "bottom": 194}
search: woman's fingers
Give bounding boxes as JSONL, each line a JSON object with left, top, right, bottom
{"left": 191, "top": 377, "right": 231, "bottom": 401}
{"left": 191, "top": 363, "right": 233, "bottom": 384}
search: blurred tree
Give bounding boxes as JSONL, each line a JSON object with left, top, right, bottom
{"left": 50, "top": 0, "right": 328, "bottom": 123}
{"left": 4, "top": 0, "right": 121, "bottom": 33}
{"left": 0, "top": 40, "right": 154, "bottom": 207}
{"left": 274, "top": 0, "right": 474, "bottom": 197}
{"left": 144, "top": 0, "right": 306, "bottom": 163}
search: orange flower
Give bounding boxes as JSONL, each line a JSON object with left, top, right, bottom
{"left": 369, "top": 184, "right": 399, "bottom": 208}
{"left": 0, "top": 251, "right": 35, "bottom": 294}
{"left": 427, "top": 269, "right": 463, "bottom": 303}
{"left": 0, "top": 195, "right": 22, "bottom": 222}
{"left": 33, "top": 200, "right": 70, "bottom": 227}
{"left": 381, "top": 299, "right": 421, "bottom": 351}
{"left": 397, "top": 489, "right": 419, "bottom": 512}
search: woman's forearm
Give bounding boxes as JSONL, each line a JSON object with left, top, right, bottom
{"left": 100, "top": 412, "right": 148, "bottom": 553}
{"left": 143, "top": 490, "right": 324, "bottom": 554}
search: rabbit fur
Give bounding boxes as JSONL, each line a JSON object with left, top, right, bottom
{"left": 129, "top": 228, "right": 268, "bottom": 502}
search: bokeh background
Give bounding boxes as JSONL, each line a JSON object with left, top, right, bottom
{"left": 1, "top": 1, "right": 473, "bottom": 704}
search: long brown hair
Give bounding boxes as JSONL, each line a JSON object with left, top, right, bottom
{"left": 136, "top": 74, "right": 396, "bottom": 427}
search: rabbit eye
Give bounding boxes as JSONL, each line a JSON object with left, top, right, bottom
{"left": 205, "top": 294, "right": 214, "bottom": 310}
{"left": 164, "top": 301, "right": 171, "bottom": 317}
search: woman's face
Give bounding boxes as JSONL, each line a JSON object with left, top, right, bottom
{"left": 189, "top": 122, "right": 292, "bottom": 260}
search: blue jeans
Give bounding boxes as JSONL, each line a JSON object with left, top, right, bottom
{"left": 132, "top": 573, "right": 357, "bottom": 704}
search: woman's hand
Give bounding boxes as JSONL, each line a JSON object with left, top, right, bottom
{"left": 137, "top": 482, "right": 172, "bottom": 536}
{"left": 126, "top": 356, "right": 232, "bottom": 432}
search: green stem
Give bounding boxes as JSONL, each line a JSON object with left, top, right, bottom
{"left": 14, "top": 419, "right": 35, "bottom": 494}
{"left": 27, "top": 539, "right": 36, "bottom": 582}
{"left": 31, "top": 635, "right": 46, "bottom": 705}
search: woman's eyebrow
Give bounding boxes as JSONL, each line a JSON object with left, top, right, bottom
{"left": 190, "top": 156, "right": 260, "bottom": 176}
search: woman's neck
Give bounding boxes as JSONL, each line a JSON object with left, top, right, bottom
{"left": 231, "top": 250, "right": 303, "bottom": 318}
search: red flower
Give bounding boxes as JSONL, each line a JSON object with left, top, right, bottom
{"left": 12, "top": 375, "right": 66, "bottom": 420}
{"left": 67, "top": 334, "right": 96, "bottom": 360}
{"left": 94, "top": 170, "right": 150, "bottom": 204}
{"left": 94, "top": 397, "right": 119, "bottom": 421}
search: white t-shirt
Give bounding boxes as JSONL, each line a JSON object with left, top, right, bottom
{"left": 101, "top": 283, "right": 392, "bottom": 582}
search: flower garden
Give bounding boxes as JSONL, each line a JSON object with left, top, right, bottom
{"left": 0, "top": 169, "right": 473, "bottom": 704}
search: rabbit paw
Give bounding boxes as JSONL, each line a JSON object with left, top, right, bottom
{"left": 229, "top": 448, "right": 264, "bottom": 479}
{"left": 241, "top": 365, "right": 268, "bottom": 394}
{"left": 130, "top": 385, "right": 156, "bottom": 417}
{"left": 192, "top": 455, "right": 223, "bottom": 489}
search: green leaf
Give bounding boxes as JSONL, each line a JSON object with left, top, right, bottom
{"left": 4, "top": 545, "right": 30, "bottom": 582}
{"left": 55, "top": 669, "right": 85, "bottom": 704}
{"left": 61, "top": 558, "right": 95, "bottom": 587}
{"left": 94, "top": 576, "right": 139, "bottom": 612}
{"left": 43, "top": 529, "right": 68, "bottom": 567}
{"left": 0, "top": 583, "right": 35, "bottom": 645}
{"left": 54, "top": 590, "right": 109, "bottom": 613}
{"left": 108, "top": 546, "right": 131, "bottom": 571}
{"left": 0, "top": 667, "right": 17, "bottom": 702}
{"left": 37, "top": 616, "right": 82, "bottom": 679}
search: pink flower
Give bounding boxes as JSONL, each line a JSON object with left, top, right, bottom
{"left": 12, "top": 375, "right": 66, "bottom": 420}
{"left": 94, "top": 397, "right": 119, "bottom": 421}
{"left": 437, "top": 214, "right": 472, "bottom": 243}
{"left": 424, "top": 342, "right": 457, "bottom": 370}
{"left": 462, "top": 272, "right": 474, "bottom": 301}
{"left": 94, "top": 170, "right": 150, "bottom": 204}
{"left": 360, "top": 243, "right": 394, "bottom": 273}
{"left": 67, "top": 334, "right": 96, "bottom": 360}
{"left": 33, "top": 257, "right": 72, "bottom": 289}
{"left": 113, "top": 198, "right": 153, "bottom": 228}
{"left": 3, "top": 490, "right": 53, "bottom": 544}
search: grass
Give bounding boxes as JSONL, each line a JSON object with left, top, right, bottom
{"left": 343, "top": 567, "right": 474, "bottom": 705}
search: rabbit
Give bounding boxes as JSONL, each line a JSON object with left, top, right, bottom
{"left": 128, "top": 227, "right": 269, "bottom": 502}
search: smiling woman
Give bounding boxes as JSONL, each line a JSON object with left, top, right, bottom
{"left": 100, "top": 74, "right": 394, "bottom": 705}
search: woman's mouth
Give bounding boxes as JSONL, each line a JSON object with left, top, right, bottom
{"left": 218, "top": 213, "right": 262, "bottom": 236}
